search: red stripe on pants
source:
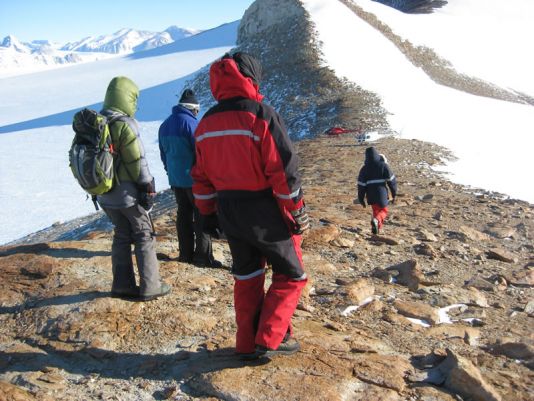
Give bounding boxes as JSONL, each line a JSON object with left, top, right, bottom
{"left": 255, "top": 273, "right": 307, "bottom": 350}
{"left": 234, "top": 273, "right": 265, "bottom": 353}
{"left": 371, "top": 204, "right": 388, "bottom": 228}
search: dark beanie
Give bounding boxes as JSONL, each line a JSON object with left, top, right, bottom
{"left": 179, "top": 89, "right": 199, "bottom": 105}
{"left": 231, "top": 52, "right": 262, "bottom": 85}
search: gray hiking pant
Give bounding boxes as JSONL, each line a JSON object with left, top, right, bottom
{"left": 103, "top": 204, "right": 161, "bottom": 296}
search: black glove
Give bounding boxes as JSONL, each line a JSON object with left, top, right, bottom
{"left": 359, "top": 199, "right": 366, "bottom": 208}
{"left": 138, "top": 192, "right": 155, "bottom": 211}
{"left": 138, "top": 178, "right": 156, "bottom": 211}
{"left": 390, "top": 197, "right": 396, "bottom": 205}
{"left": 200, "top": 213, "right": 223, "bottom": 239}
{"left": 290, "top": 206, "right": 310, "bottom": 235}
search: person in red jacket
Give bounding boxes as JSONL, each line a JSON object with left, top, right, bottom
{"left": 192, "top": 52, "right": 309, "bottom": 360}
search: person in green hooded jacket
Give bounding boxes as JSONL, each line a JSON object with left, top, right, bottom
{"left": 97, "top": 76, "right": 170, "bottom": 301}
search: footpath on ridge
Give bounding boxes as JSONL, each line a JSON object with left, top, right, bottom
{"left": 0, "top": 133, "right": 533, "bottom": 401}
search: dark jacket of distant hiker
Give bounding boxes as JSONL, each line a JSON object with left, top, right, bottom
{"left": 357, "top": 147, "right": 397, "bottom": 208}
{"left": 96, "top": 76, "right": 154, "bottom": 209}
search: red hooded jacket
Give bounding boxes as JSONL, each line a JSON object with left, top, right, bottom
{"left": 192, "top": 57, "right": 304, "bottom": 216}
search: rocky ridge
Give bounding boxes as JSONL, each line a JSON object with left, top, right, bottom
{"left": 0, "top": 134, "right": 533, "bottom": 401}
{"left": 1, "top": 0, "right": 533, "bottom": 399}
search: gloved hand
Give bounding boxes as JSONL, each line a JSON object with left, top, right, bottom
{"left": 290, "top": 205, "right": 310, "bottom": 235}
{"left": 359, "top": 199, "right": 366, "bottom": 208}
{"left": 138, "top": 178, "right": 156, "bottom": 211}
{"left": 138, "top": 192, "right": 155, "bottom": 211}
{"left": 200, "top": 213, "right": 223, "bottom": 239}
{"left": 390, "top": 197, "right": 396, "bottom": 205}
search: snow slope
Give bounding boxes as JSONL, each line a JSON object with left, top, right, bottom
{"left": 355, "top": 0, "right": 534, "bottom": 97}
{"left": 302, "top": 0, "right": 534, "bottom": 203}
{"left": 0, "top": 21, "right": 238, "bottom": 245}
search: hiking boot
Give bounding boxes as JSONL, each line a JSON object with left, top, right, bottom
{"left": 254, "top": 337, "right": 301, "bottom": 358}
{"left": 139, "top": 282, "right": 171, "bottom": 302}
{"left": 371, "top": 218, "right": 379, "bottom": 235}
{"left": 193, "top": 257, "right": 223, "bottom": 269}
{"left": 111, "top": 286, "right": 140, "bottom": 300}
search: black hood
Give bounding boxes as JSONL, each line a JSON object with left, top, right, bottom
{"left": 365, "top": 146, "right": 381, "bottom": 164}
{"left": 231, "top": 52, "right": 262, "bottom": 85}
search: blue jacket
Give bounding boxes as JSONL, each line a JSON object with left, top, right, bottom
{"left": 158, "top": 105, "right": 198, "bottom": 188}
{"left": 357, "top": 147, "right": 397, "bottom": 208}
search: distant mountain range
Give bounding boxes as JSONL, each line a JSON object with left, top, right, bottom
{"left": 0, "top": 26, "right": 201, "bottom": 76}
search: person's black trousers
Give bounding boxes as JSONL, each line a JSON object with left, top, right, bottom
{"left": 173, "top": 187, "right": 212, "bottom": 263}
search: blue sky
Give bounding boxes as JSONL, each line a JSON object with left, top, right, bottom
{"left": 0, "top": 0, "right": 255, "bottom": 43}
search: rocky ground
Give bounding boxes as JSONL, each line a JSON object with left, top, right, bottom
{"left": 1, "top": 133, "right": 533, "bottom": 401}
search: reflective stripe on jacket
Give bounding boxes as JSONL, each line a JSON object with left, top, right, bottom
{"left": 192, "top": 57, "right": 303, "bottom": 215}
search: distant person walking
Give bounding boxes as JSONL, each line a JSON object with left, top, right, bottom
{"left": 98, "top": 76, "right": 170, "bottom": 301}
{"left": 356, "top": 146, "right": 397, "bottom": 234}
{"left": 192, "top": 52, "right": 309, "bottom": 359}
{"left": 158, "top": 89, "right": 221, "bottom": 268}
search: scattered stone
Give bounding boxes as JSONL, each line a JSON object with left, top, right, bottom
{"left": 464, "top": 275, "right": 494, "bottom": 292}
{"left": 426, "top": 325, "right": 480, "bottom": 346}
{"left": 524, "top": 299, "right": 534, "bottom": 316}
{"left": 304, "top": 224, "right": 340, "bottom": 245}
{"left": 162, "top": 386, "right": 178, "bottom": 399}
{"left": 487, "top": 341, "right": 534, "bottom": 360}
{"left": 387, "top": 259, "right": 423, "bottom": 291}
{"left": 330, "top": 237, "right": 355, "bottom": 248}
{"left": 510, "top": 269, "right": 534, "bottom": 286}
{"left": 414, "top": 243, "right": 438, "bottom": 259}
{"left": 371, "top": 235, "right": 400, "bottom": 245}
{"left": 418, "top": 229, "right": 438, "bottom": 242}
{"left": 393, "top": 299, "right": 440, "bottom": 325}
{"left": 422, "top": 349, "right": 502, "bottom": 401}
{"left": 352, "top": 354, "right": 414, "bottom": 392}
{"left": 433, "top": 210, "right": 443, "bottom": 221}
{"left": 484, "top": 225, "right": 516, "bottom": 239}
{"left": 345, "top": 279, "right": 375, "bottom": 305}
{"left": 486, "top": 248, "right": 517, "bottom": 263}
{"left": 459, "top": 225, "right": 490, "bottom": 242}
{"left": 0, "top": 381, "right": 39, "bottom": 400}
{"left": 371, "top": 267, "right": 394, "bottom": 283}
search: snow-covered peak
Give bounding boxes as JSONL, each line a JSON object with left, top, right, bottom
{"left": 61, "top": 28, "right": 158, "bottom": 54}
{"left": 1, "top": 35, "right": 30, "bottom": 53}
{"left": 164, "top": 25, "right": 200, "bottom": 41}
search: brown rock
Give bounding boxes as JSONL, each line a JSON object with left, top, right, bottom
{"left": 0, "top": 381, "right": 38, "bottom": 400}
{"left": 524, "top": 299, "right": 534, "bottom": 316}
{"left": 330, "top": 237, "right": 355, "bottom": 248}
{"left": 425, "top": 349, "right": 502, "bottom": 401}
{"left": 459, "top": 225, "right": 490, "bottom": 241}
{"left": 345, "top": 278, "right": 375, "bottom": 305}
{"left": 371, "top": 268, "right": 393, "bottom": 283}
{"left": 464, "top": 275, "right": 494, "bottom": 292}
{"left": 304, "top": 224, "right": 340, "bottom": 245}
{"left": 418, "top": 229, "right": 438, "bottom": 242}
{"left": 510, "top": 269, "right": 534, "bottom": 286}
{"left": 426, "top": 325, "right": 480, "bottom": 346}
{"left": 352, "top": 354, "right": 413, "bottom": 392}
{"left": 414, "top": 243, "right": 438, "bottom": 259}
{"left": 413, "top": 385, "right": 458, "bottom": 401}
{"left": 484, "top": 225, "right": 516, "bottom": 239}
{"left": 486, "top": 248, "right": 517, "bottom": 263}
{"left": 371, "top": 235, "right": 400, "bottom": 245}
{"left": 387, "top": 260, "right": 423, "bottom": 291}
{"left": 488, "top": 341, "right": 534, "bottom": 360}
{"left": 393, "top": 300, "right": 440, "bottom": 325}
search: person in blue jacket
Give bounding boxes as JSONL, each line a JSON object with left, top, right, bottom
{"left": 158, "top": 89, "right": 222, "bottom": 267}
{"left": 356, "top": 146, "right": 397, "bottom": 234}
